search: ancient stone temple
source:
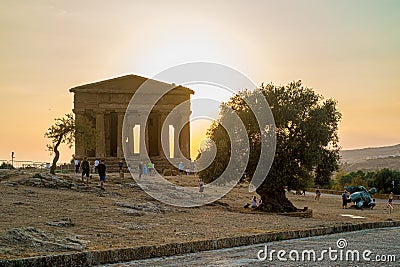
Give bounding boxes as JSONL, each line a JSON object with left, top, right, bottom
{"left": 70, "top": 75, "right": 193, "bottom": 169}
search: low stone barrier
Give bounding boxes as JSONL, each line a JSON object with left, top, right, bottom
{"left": 1, "top": 221, "right": 400, "bottom": 267}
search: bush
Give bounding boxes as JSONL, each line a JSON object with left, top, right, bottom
{"left": 0, "top": 162, "right": 14, "bottom": 169}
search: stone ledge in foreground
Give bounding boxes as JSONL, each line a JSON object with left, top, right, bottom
{"left": 1, "top": 220, "right": 400, "bottom": 267}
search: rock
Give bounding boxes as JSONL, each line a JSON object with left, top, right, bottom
{"left": 46, "top": 218, "right": 74, "bottom": 227}
{"left": 163, "top": 169, "right": 172, "bottom": 176}
{"left": 116, "top": 208, "right": 145, "bottom": 216}
{"left": 18, "top": 173, "right": 77, "bottom": 189}
{"left": 0, "top": 227, "right": 88, "bottom": 253}
{"left": 115, "top": 201, "right": 162, "bottom": 213}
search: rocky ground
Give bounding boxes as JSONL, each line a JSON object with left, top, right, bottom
{"left": 0, "top": 169, "right": 399, "bottom": 260}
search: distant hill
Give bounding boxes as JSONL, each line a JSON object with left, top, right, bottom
{"left": 340, "top": 144, "right": 400, "bottom": 172}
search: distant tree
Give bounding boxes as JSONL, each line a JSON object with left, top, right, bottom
{"left": 371, "top": 168, "right": 400, "bottom": 194}
{"left": 44, "top": 113, "right": 96, "bottom": 174}
{"left": 199, "top": 81, "right": 342, "bottom": 212}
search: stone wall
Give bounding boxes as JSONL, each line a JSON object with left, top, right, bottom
{"left": 1, "top": 221, "right": 400, "bottom": 267}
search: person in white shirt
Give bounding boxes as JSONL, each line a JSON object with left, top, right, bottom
{"left": 94, "top": 159, "right": 99, "bottom": 174}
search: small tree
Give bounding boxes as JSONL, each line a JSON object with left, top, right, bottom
{"left": 45, "top": 113, "right": 96, "bottom": 174}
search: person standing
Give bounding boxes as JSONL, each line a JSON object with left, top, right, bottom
{"left": 147, "top": 162, "right": 153, "bottom": 176}
{"left": 94, "top": 159, "right": 99, "bottom": 174}
{"left": 178, "top": 162, "right": 183, "bottom": 177}
{"left": 315, "top": 187, "right": 321, "bottom": 200}
{"left": 199, "top": 178, "right": 205, "bottom": 197}
{"left": 118, "top": 160, "right": 123, "bottom": 173}
{"left": 143, "top": 163, "right": 148, "bottom": 176}
{"left": 81, "top": 157, "right": 90, "bottom": 186}
{"left": 387, "top": 192, "right": 394, "bottom": 212}
{"left": 74, "top": 158, "right": 80, "bottom": 174}
{"left": 138, "top": 162, "right": 143, "bottom": 178}
{"left": 193, "top": 161, "right": 197, "bottom": 177}
{"left": 97, "top": 159, "right": 106, "bottom": 190}
{"left": 342, "top": 190, "right": 348, "bottom": 209}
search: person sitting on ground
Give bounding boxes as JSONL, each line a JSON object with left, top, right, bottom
{"left": 370, "top": 198, "right": 376, "bottom": 209}
{"left": 251, "top": 196, "right": 258, "bottom": 208}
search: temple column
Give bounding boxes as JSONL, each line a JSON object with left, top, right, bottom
{"left": 139, "top": 113, "right": 147, "bottom": 159}
{"left": 174, "top": 115, "right": 182, "bottom": 159}
{"left": 180, "top": 121, "right": 190, "bottom": 160}
{"left": 159, "top": 112, "right": 169, "bottom": 158}
{"left": 122, "top": 113, "right": 135, "bottom": 158}
{"left": 104, "top": 112, "right": 111, "bottom": 157}
{"left": 117, "top": 112, "right": 124, "bottom": 158}
{"left": 128, "top": 123, "right": 134, "bottom": 156}
{"left": 74, "top": 109, "right": 85, "bottom": 159}
{"left": 95, "top": 110, "right": 106, "bottom": 158}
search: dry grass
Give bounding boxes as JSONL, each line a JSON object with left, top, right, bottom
{"left": 0, "top": 169, "right": 399, "bottom": 259}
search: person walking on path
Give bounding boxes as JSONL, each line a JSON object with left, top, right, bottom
{"left": 199, "top": 178, "right": 205, "bottom": 197}
{"left": 387, "top": 192, "right": 394, "bottom": 213}
{"left": 74, "top": 158, "right": 80, "bottom": 174}
{"left": 94, "top": 159, "right": 99, "bottom": 174}
{"left": 138, "top": 162, "right": 143, "bottom": 178}
{"left": 342, "top": 190, "right": 348, "bottom": 209}
{"left": 97, "top": 159, "right": 106, "bottom": 190}
{"left": 118, "top": 160, "right": 123, "bottom": 173}
{"left": 81, "top": 157, "right": 90, "bottom": 186}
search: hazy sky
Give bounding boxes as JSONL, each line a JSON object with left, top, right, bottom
{"left": 1, "top": 0, "right": 399, "bottom": 163}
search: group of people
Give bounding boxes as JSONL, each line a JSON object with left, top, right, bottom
{"left": 244, "top": 196, "right": 263, "bottom": 208}
{"left": 178, "top": 161, "right": 197, "bottom": 177}
{"left": 75, "top": 157, "right": 107, "bottom": 190}
{"left": 341, "top": 189, "right": 394, "bottom": 211}
{"left": 137, "top": 162, "right": 155, "bottom": 178}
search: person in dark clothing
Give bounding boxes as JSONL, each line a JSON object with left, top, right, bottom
{"left": 97, "top": 159, "right": 106, "bottom": 190}
{"left": 138, "top": 162, "right": 143, "bottom": 178}
{"left": 81, "top": 157, "right": 90, "bottom": 186}
{"left": 342, "top": 190, "right": 348, "bottom": 209}
{"left": 118, "top": 160, "right": 123, "bottom": 173}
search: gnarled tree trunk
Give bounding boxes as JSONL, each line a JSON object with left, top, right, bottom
{"left": 256, "top": 186, "right": 298, "bottom": 212}
{"left": 50, "top": 136, "right": 62, "bottom": 175}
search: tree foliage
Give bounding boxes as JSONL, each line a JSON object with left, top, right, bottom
{"left": 199, "top": 81, "right": 342, "bottom": 212}
{"left": 335, "top": 169, "right": 400, "bottom": 194}
{"left": 44, "top": 113, "right": 96, "bottom": 174}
